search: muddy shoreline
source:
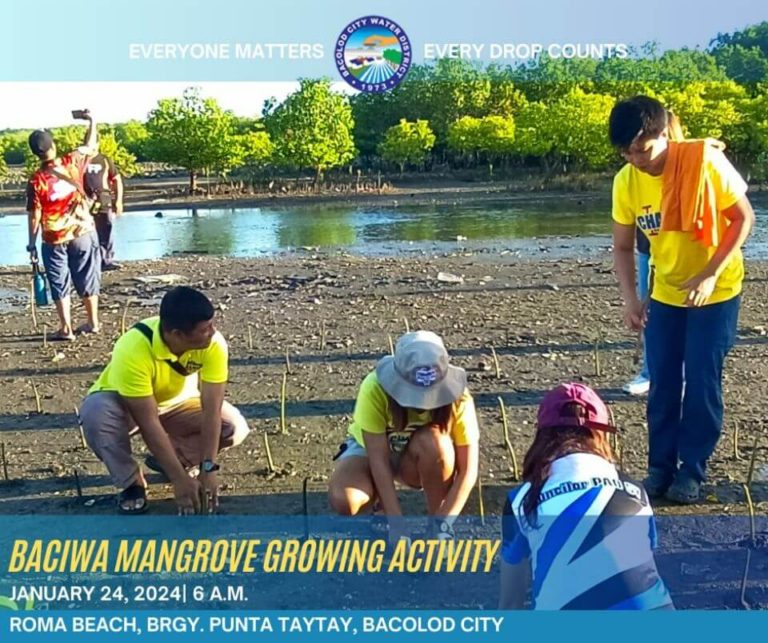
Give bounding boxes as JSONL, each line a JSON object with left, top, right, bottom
{"left": 0, "top": 178, "right": 611, "bottom": 216}
{"left": 0, "top": 249, "right": 766, "bottom": 519}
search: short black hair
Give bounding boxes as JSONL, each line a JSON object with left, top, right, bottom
{"left": 608, "top": 95, "right": 668, "bottom": 149}
{"left": 160, "top": 286, "right": 214, "bottom": 333}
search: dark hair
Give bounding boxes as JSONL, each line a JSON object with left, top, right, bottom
{"left": 608, "top": 95, "right": 668, "bottom": 149}
{"left": 521, "top": 403, "right": 615, "bottom": 527}
{"left": 387, "top": 395, "right": 456, "bottom": 435}
{"left": 159, "top": 286, "right": 215, "bottom": 333}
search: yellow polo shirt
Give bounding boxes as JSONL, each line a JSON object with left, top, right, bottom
{"left": 348, "top": 371, "right": 479, "bottom": 447}
{"left": 612, "top": 153, "right": 748, "bottom": 307}
{"left": 89, "top": 316, "right": 228, "bottom": 409}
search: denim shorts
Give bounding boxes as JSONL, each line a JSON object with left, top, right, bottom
{"left": 41, "top": 231, "right": 101, "bottom": 301}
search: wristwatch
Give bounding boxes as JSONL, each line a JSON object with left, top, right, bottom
{"left": 26, "top": 244, "right": 36, "bottom": 253}
{"left": 200, "top": 459, "right": 220, "bottom": 473}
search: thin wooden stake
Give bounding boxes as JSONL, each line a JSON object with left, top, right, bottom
{"left": 43, "top": 324, "right": 48, "bottom": 350}
{"left": 498, "top": 397, "right": 519, "bottom": 480}
{"left": 388, "top": 334, "right": 394, "bottom": 356}
{"left": 490, "top": 345, "right": 501, "bottom": 379}
{"left": 280, "top": 372, "right": 288, "bottom": 435}
{"left": 284, "top": 347, "right": 292, "bottom": 374}
{"left": 247, "top": 325, "right": 253, "bottom": 351}
{"left": 73, "top": 469, "right": 83, "bottom": 499}
{"left": 74, "top": 406, "right": 87, "bottom": 448}
{"left": 1, "top": 443, "right": 8, "bottom": 481}
{"left": 30, "top": 282, "right": 38, "bottom": 330}
{"left": 734, "top": 421, "right": 742, "bottom": 461}
{"left": 263, "top": 432, "right": 276, "bottom": 473}
{"left": 31, "top": 381, "right": 41, "bottom": 414}
{"left": 593, "top": 334, "right": 602, "bottom": 377}
{"left": 302, "top": 477, "right": 310, "bottom": 540}
{"left": 403, "top": 317, "right": 410, "bottom": 333}
{"left": 320, "top": 321, "right": 326, "bottom": 351}
{"left": 477, "top": 473, "right": 485, "bottom": 526}
{"left": 740, "top": 484, "right": 756, "bottom": 610}
{"left": 120, "top": 301, "right": 130, "bottom": 335}
{"left": 746, "top": 433, "right": 760, "bottom": 489}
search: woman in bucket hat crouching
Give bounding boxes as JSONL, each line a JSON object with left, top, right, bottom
{"left": 328, "top": 331, "right": 479, "bottom": 545}
{"left": 499, "top": 383, "right": 674, "bottom": 610}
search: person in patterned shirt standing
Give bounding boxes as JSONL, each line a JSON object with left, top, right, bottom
{"left": 26, "top": 110, "right": 102, "bottom": 340}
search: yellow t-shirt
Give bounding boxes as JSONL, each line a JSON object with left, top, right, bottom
{"left": 612, "top": 152, "right": 748, "bottom": 307}
{"left": 89, "top": 316, "right": 229, "bottom": 409}
{"left": 348, "top": 371, "right": 479, "bottom": 447}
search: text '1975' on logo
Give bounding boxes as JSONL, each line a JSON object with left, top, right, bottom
{"left": 334, "top": 16, "right": 412, "bottom": 93}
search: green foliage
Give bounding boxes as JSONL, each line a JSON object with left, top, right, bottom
{"left": 114, "top": 120, "right": 150, "bottom": 161}
{"left": 378, "top": 119, "right": 436, "bottom": 172}
{"left": 235, "top": 131, "right": 274, "bottom": 168}
{"left": 544, "top": 88, "right": 615, "bottom": 170}
{"left": 0, "top": 130, "right": 31, "bottom": 165}
{"left": 97, "top": 130, "right": 139, "bottom": 177}
{"left": 0, "top": 137, "right": 7, "bottom": 181}
{"left": 447, "top": 116, "right": 482, "bottom": 154}
{"left": 266, "top": 79, "right": 356, "bottom": 178}
{"left": 511, "top": 102, "right": 553, "bottom": 158}
{"left": 146, "top": 87, "right": 240, "bottom": 191}
{"left": 447, "top": 115, "right": 515, "bottom": 175}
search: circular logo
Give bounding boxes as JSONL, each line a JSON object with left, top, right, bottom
{"left": 334, "top": 16, "right": 412, "bottom": 93}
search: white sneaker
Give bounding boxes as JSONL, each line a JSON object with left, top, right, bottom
{"left": 623, "top": 374, "right": 650, "bottom": 396}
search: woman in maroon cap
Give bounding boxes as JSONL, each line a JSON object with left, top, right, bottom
{"left": 499, "top": 382, "right": 673, "bottom": 610}
{"left": 328, "top": 331, "right": 479, "bottom": 545}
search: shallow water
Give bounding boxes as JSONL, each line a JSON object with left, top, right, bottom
{"left": 1, "top": 196, "right": 766, "bottom": 266}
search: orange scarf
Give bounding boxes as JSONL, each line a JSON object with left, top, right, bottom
{"left": 661, "top": 138, "right": 725, "bottom": 248}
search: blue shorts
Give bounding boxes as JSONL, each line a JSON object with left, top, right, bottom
{"left": 41, "top": 231, "right": 101, "bottom": 301}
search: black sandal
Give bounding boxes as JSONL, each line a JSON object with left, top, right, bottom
{"left": 117, "top": 483, "right": 148, "bottom": 515}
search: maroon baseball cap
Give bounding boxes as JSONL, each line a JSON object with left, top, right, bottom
{"left": 537, "top": 383, "right": 616, "bottom": 433}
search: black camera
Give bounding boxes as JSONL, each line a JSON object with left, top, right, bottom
{"left": 71, "top": 109, "right": 90, "bottom": 120}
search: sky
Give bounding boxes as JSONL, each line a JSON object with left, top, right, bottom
{"left": 0, "top": 0, "right": 765, "bottom": 130}
{"left": 0, "top": 82, "right": 357, "bottom": 131}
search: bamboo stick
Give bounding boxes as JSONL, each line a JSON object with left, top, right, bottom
{"left": 746, "top": 433, "right": 760, "bottom": 489}
{"left": 120, "top": 301, "right": 130, "bottom": 334}
{"left": 263, "top": 432, "right": 276, "bottom": 473}
{"left": 31, "top": 381, "right": 41, "bottom": 414}
{"left": 498, "top": 397, "right": 519, "bottom": 480}
{"left": 490, "top": 346, "right": 501, "bottom": 379}
{"left": 30, "top": 282, "right": 38, "bottom": 331}
{"left": 740, "top": 484, "right": 756, "bottom": 610}
{"left": 280, "top": 372, "right": 288, "bottom": 435}
{"left": 477, "top": 473, "right": 485, "bottom": 526}
{"left": 74, "top": 406, "right": 87, "bottom": 448}
{"left": 1, "top": 443, "right": 8, "bottom": 481}
{"left": 593, "top": 334, "right": 602, "bottom": 377}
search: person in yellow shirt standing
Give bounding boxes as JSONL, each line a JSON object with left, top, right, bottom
{"left": 328, "top": 331, "right": 479, "bottom": 543}
{"left": 609, "top": 96, "right": 755, "bottom": 503}
{"left": 80, "top": 286, "right": 249, "bottom": 514}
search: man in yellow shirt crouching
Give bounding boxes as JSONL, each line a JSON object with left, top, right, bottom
{"left": 80, "top": 286, "right": 249, "bottom": 515}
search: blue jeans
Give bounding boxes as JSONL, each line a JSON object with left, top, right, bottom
{"left": 637, "top": 253, "right": 650, "bottom": 380}
{"left": 645, "top": 296, "right": 740, "bottom": 482}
